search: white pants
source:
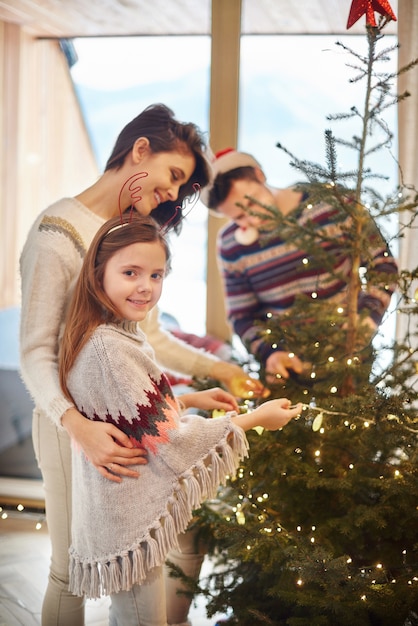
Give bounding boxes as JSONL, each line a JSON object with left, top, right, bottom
{"left": 109, "top": 567, "right": 168, "bottom": 626}
{"left": 32, "top": 409, "right": 85, "bottom": 626}
{"left": 165, "top": 527, "right": 207, "bottom": 626}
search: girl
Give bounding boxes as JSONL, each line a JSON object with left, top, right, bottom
{"left": 19, "top": 104, "right": 263, "bottom": 626}
{"left": 59, "top": 214, "right": 301, "bottom": 625}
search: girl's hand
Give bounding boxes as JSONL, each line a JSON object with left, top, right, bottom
{"left": 179, "top": 387, "right": 239, "bottom": 413}
{"left": 251, "top": 399, "right": 302, "bottom": 430}
{"left": 231, "top": 398, "right": 302, "bottom": 432}
{"left": 62, "top": 408, "right": 147, "bottom": 483}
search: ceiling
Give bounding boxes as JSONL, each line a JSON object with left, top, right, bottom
{"left": 0, "top": 0, "right": 398, "bottom": 38}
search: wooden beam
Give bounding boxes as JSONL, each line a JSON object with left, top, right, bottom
{"left": 206, "top": 0, "right": 241, "bottom": 341}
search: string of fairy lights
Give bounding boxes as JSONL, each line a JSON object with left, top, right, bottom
{"left": 216, "top": 426, "right": 418, "bottom": 599}
{"left": 0, "top": 503, "right": 45, "bottom": 529}
{"left": 214, "top": 274, "right": 418, "bottom": 601}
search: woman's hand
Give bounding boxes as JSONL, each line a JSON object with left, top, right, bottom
{"left": 62, "top": 407, "right": 147, "bottom": 483}
{"left": 180, "top": 387, "right": 239, "bottom": 413}
{"left": 231, "top": 398, "right": 302, "bottom": 432}
{"left": 210, "top": 361, "right": 268, "bottom": 398}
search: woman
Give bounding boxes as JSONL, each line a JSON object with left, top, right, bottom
{"left": 20, "top": 104, "right": 263, "bottom": 626}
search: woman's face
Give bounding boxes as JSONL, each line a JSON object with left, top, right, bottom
{"left": 126, "top": 146, "right": 196, "bottom": 216}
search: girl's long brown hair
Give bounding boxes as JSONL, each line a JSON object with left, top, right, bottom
{"left": 59, "top": 214, "right": 170, "bottom": 401}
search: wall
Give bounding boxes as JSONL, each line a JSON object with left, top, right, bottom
{"left": 0, "top": 22, "right": 98, "bottom": 309}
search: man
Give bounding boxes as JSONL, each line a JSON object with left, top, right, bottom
{"left": 201, "top": 148, "right": 398, "bottom": 382}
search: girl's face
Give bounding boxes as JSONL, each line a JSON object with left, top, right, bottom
{"left": 216, "top": 179, "right": 276, "bottom": 229}
{"left": 127, "top": 143, "right": 196, "bottom": 215}
{"left": 103, "top": 241, "right": 167, "bottom": 322}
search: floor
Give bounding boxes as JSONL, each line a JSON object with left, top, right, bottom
{"left": 0, "top": 510, "right": 229, "bottom": 626}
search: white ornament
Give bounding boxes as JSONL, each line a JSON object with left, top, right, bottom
{"left": 312, "top": 413, "right": 323, "bottom": 432}
{"left": 234, "top": 226, "right": 259, "bottom": 245}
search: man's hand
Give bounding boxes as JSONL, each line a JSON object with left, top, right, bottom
{"left": 265, "top": 351, "right": 304, "bottom": 381}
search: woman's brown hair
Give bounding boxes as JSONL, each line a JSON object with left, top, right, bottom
{"left": 105, "top": 103, "right": 211, "bottom": 233}
{"left": 59, "top": 214, "right": 170, "bottom": 401}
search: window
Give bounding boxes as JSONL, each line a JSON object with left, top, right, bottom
{"left": 71, "top": 36, "right": 211, "bottom": 334}
{"left": 71, "top": 33, "right": 397, "bottom": 340}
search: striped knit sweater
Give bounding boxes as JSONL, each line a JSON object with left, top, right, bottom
{"left": 68, "top": 321, "right": 249, "bottom": 599}
{"left": 217, "top": 195, "right": 398, "bottom": 364}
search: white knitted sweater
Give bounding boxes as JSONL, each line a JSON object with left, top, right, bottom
{"left": 19, "top": 197, "right": 219, "bottom": 426}
{"left": 67, "top": 321, "right": 249, "bottom": 599}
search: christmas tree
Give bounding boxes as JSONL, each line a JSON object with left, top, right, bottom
{"left": 185, "top": 7, "right": 418, "bottom": 626}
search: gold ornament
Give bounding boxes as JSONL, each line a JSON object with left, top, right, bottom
{"left": 229, "top": 376, "right": 270, "bottom": 400}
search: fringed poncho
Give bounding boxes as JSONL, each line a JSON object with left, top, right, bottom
{"left": 67, "top": 321, "right": 249, "bottom": 599}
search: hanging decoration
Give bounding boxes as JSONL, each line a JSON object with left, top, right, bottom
{"left": 346, "top": 0, "right": 397, "bottom": 29}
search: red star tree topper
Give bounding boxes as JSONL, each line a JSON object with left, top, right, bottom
{"left": 346, "top": 0, "right": 397, "bottom": 29}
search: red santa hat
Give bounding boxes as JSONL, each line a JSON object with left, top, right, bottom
{"left": 200, "top": 147, "right": 262, "bottom": 207}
